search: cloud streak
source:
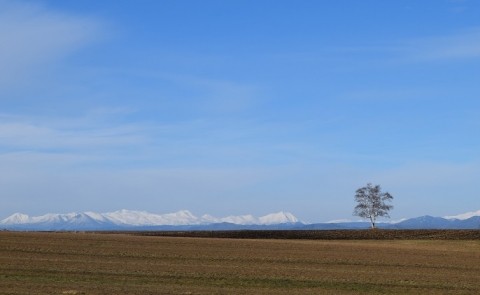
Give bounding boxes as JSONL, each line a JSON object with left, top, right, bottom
{"left": 0, "top": 0, "right": 102, "bottom": 90}
{"left": 271, "top": 27, "right": 480, "bottom": 67}
{"left": 0, "top": 112, "right": 147, "bottom": 151}
{"left": 404, "top": 28, "right": 480, "bottom": 62}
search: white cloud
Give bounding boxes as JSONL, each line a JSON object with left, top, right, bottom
{"left": 0, "top": 0, "right": 102, "bottom": 90}
{"left": 403, "top": 27, "right": 480, "bottom": 62}
{"left": 273, "top": 27, "right": 480, "bottom": 66}
{"left": 0, "top": 111, "right": 147, "bottom": 151}
{"left": 365, "top": 161, "right": 480, "bottom": 218}
{"left": 374, "top": 162, "right": 480, "bottom": 188}
{"left": 0, "top": 152, "right": 279, "bottom": 217}
{"left": 136, "top": 71, "right": 262, "bottom": 114}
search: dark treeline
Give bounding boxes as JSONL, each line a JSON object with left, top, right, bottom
{"left": 94, "top": 230, "right": 480, "bottom": 240}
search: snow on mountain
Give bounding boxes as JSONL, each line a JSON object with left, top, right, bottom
{"left": 4, "top": 209, "right": 477, "bottom": 231}
{"left": 1, "top": 213, "right": 30, "bottom": 224}
{"left": 84, "top": 211, "right": 109, "bottom": 222}
{"left": 259, "top": 211, "right": 299, "bottom": 225}
{"left": 198, "top": 212, "right": 299, "bottom": 225}
{"left": 200, "top": 214, "right": 259, "bottom": 225}
{"left": 103, "top": 209, "right": 199, "bottom": 226}
{"left": 444, "top": 209, "right": 480, "bottom": 220}
{"left": 0, "top": 210, "right": 300, "bottom": 229}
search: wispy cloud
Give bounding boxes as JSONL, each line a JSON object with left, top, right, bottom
{"left": 269, "top": 27, "right": 480, "bottom": 67}
{"left": 330, "top": 28, "right": 480, "bottom": 65}
{"left": 0, "top": 0, "right": 102, "bottom": 90}
{"left": 0, "top": 110, "right": 147, "bottom": 151}
{"left": 0, "top": 151, "right": 281, "bottom": 216}
{"left": 188, "top": 76, "right": 261, "bottom": 114}
{"left": 126, "top": 71, "right": 264, "bottom": 115}
{"left": 400, "top": 27, "right": 480, "bottom": 62}
{"left": 446, "top": 0, "right": 470, "bottom": 14}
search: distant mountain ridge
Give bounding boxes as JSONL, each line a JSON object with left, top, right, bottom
{"left": 1, "top": 209, "right": 479, "bottom": 231}
{"left": 0, "top": 210, "right": 300, "bottom": 231}
{"left": 303, "top": 215, "right": 480, "bottom": 230}
{"left": 444, "top": 209, "right": 480, "bottom": 220}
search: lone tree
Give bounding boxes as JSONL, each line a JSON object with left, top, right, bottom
{"left": 353, "top": 183, "right": 393, "bottom": 229}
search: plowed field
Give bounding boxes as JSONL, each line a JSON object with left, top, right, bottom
{"left": 1, "top": 231, "right": 479, "bottom": 294}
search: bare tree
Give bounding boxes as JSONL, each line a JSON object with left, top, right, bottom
{"left": 353, "top": 183, "right": 393, "bottom": 229}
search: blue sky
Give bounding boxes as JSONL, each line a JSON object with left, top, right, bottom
{"left": 1, "top": 0, "right": 479, "bottom": 222}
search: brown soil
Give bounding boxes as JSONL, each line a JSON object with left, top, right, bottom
{"left": 1, "top": 231, "right": 479, "bottom": 294}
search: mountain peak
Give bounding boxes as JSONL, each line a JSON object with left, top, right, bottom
{"left": 0, "top": 213, "right": 30, "bottom": 224}
{"left": 444, "top": 209, "right": 480, "bottom": 220}
{"left": 259, "top": 211, "right": 299, "bottom": 225}
{"left": 0, "top": 210, "right": 300, "bottom": 229}
{"left": 2, "top": 209, "right": 480, "bottom": 230}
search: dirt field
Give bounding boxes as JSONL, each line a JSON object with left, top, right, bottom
{"left": 1, "top": 231, "right": 480, "bottom": 294}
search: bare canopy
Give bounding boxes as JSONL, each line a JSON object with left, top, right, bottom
{"left": 353, "top": 183, "right": 393, "bottom": 229}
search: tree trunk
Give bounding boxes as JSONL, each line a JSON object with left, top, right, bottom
{"left": 369, "top": 216, "right": 376, "bottom": 229}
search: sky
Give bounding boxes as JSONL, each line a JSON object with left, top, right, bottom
{"left": 1, "top": 0, "right": 480, "bottom": 222}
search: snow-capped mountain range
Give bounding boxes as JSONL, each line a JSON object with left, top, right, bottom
{"left": 0, "top": 210, "right": 300, "bottom": 230}
{"left": 1, "top": 209, "right": 480, "bottom": 231}
{"left": 444, "top": 209, "right": 480, "bottom": 220}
